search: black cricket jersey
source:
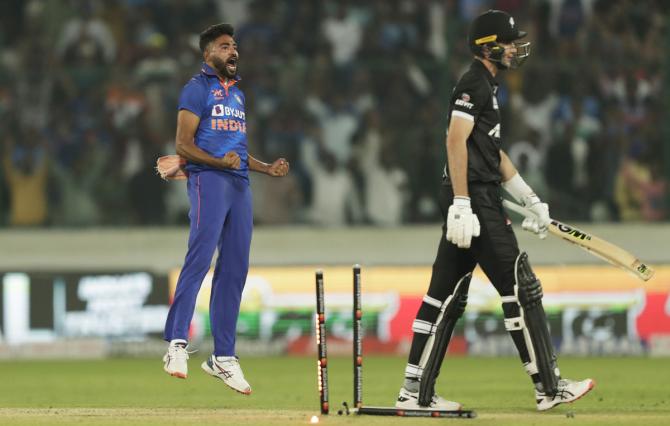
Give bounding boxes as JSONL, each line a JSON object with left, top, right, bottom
{"left": 443, "top": 60, "right": 502, "bottom": 185}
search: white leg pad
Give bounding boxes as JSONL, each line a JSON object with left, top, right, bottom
{"left": 405, "top": 363, "right": 422, "bottom": 379}
{"left": 422, "top": 294, "right": 443, "bottom": 308}
{"left": 412, "top": 319, "right": 434, "bottom": 335}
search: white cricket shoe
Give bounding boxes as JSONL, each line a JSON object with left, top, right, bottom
{"left": 201, "top": 355, "right": 252, "bottom": 395}
{"left": 163, "top": 344, "right": 189, "bottom": 379}
{"left": 395, "top": 387, "right": 462, "bottom": 411}
{"left": 536, "top": 378, "right": 595, "bottom": 411}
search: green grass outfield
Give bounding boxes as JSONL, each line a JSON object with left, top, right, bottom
{"left": 0, "top": 356, "right": 668, "bottom": 425}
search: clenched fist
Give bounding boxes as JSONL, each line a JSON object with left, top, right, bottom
{"left": 219, "top": 151, "right": 241, "bottom": 170}
{"left": 267, "top": 158, "right": 290, "bottom": 177}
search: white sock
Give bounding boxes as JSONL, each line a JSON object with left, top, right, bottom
{"left": 215, "top": 355, "right": 236, "bottom": 362}
{"left": 170, "top": 339, "right": 187, "bottom": 347}
{"left": 403, "top": 378, "right": 420, "bottom": 393}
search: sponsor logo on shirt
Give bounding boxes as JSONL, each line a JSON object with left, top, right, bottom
{"left": 211, "top": 89, "right": 227, "bottom": 100}
{"left": 212, "top": 104, "right": 246, "bottom": 120}
{"left": 455, "top": 93, "right": 474, "bottom": 109}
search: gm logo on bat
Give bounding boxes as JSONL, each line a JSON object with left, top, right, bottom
{"left": 552, "top": 221, "right": 592, "bottom": 241}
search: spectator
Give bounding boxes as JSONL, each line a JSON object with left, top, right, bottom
{"left": 303, "top": 139, "right": 358, "bottom": 227}
{"left": 56, "top": 3, "right": 116, "bottom": 64}
{"left": 2, "top": 127, "right": 49, "bottom": 226}
{"left": 360, "top": 135, "right": 408, "bottom": 226}
{"left": 322, "top": 1, "right": 363, "bottom": 68}
{"left": 50, "top": 130, "right": 106, "bottom": 227}
{"left": 305, "top": 87, "right": 360, "bottom": 167}
{"left": 615, "top": 145, "right": 667, "bottom": 221}
{"left": 0, "top": 1, "right": 666, "bottom": 226}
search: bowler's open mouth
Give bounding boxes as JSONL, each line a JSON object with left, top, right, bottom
{"left": 226, "top": 58, "right": 237, "bottom": 73}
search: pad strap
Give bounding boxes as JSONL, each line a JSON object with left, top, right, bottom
{"left": 412, "top": 319, "right": 434, "bottom": 335}
{"left": 422, "top": 294, "right": 443, "bottom": 308}
{"left": 405, "top": 363, "right": 422, "bottom": 379}
{"left": 503, "top": 316, "right": 524, "bottom": 331}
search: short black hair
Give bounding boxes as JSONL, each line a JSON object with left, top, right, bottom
{"left": 199, "top": 23, "right": 235, "bottom": 53}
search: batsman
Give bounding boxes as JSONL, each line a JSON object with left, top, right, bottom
{"left": 396, "top": 10, "right": 594, "bottom": 411}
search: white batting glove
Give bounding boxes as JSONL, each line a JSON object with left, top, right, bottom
{"left": 502, "top": 173, "right": 551, "bottom": 240}
{"left": 521, "top": 195, "right": 550, "bottom": 239}
{"left": 446, "top": 196, "right": 481, "bottom": 248}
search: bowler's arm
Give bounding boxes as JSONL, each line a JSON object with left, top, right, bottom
{"left": 249, "top": 154, "right": 289, "bottom": 177}
{"left": 248, "top": 155, "right": 271, "bottom": 174}
{"left": 175, "top": 110, "right": 227, "bottom": 169}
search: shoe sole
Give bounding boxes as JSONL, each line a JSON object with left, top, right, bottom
{"left": 165, "top": 369, "right": 187, "bottom": 379}
{"left": 201, "top": 361, "right": 252, "bottom": 395}
{"left": 395, "top": 403, "right": 463, "bottom": 411}
{"left": 163, "top": 362, "right": 187, "bottom": 379}
{"left": 396, "top": 394, "right": 463, "bottom": 411}
{"left": 537, "top": 380, "right": 596, "bottom": 411}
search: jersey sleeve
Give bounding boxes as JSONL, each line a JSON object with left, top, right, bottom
{"left": 178, "top": 77, "right": 207, "bottom": 117}
{"left": 449, "top": 72, "right": 490, "bottom": 123}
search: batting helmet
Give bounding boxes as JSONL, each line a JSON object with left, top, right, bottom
{"left": 468, "top": 10, "right": 530, "bottom": 68}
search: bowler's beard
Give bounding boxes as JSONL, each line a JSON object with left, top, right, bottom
{"left": 211, "top": 56, "right": 236, "bottom": 79}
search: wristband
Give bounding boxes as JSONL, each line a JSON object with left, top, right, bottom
{"left": 453, "top": 196, "right": 471, "bottom": 207}
{"left": 502, "top": 173, "right": 534, "bottom": 205}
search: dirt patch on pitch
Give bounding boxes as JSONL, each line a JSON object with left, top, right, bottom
{"left": 0, "top": 408, "right": 315, "bottom": 425}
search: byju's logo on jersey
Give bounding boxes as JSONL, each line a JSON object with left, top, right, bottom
{"left": 211, "top": 103, "right": 247, "bottom": 134}
{"left": 211, "top": 104, "right": 246, "bottom": 120}
{"left": 455, "top": 93, "right": 474, "bottom": 109}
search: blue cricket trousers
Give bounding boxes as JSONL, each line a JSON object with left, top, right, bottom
{"left": 164, "top": 169, "right": 253, "bottom": 356}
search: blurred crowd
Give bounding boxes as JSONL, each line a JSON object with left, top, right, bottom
{"left": 0, "top": 0, "right": 667, "bottom": 227}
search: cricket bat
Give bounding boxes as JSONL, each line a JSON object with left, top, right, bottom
{"left": 502, "top": 199, "right": 654, "bottom": 282}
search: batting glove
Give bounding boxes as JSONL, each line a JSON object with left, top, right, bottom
{"left": 522, "top": 194, "right": 550, "bottom": 239}
{"left": 446, "top": 196, "right": 481, "bottom": 248}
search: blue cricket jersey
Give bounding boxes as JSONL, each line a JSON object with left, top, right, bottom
{"left": 178, "top": 62, "right": 248, "bottom": 179}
